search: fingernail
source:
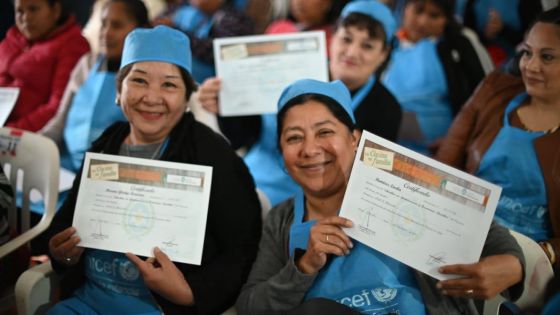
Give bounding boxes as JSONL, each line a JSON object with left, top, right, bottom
{"left": 347, "top": 220, "right": 353, "bottom": 227}
{"left": 438, "top": 267, "right": 444, "bottom": 273}
{"left": 154, "top": 247, "right": 161, "bottom": 253}
{"left": 436, "top": 282, "right": 442, "bottom": 289}
{"left": 348, "top": 242, "right": 354, "bottom": 249}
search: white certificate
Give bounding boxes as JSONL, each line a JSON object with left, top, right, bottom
{"left": 73, "top": 153, "right": 213, "bottom": 265}
{"left": 340, "top": 131, "right": 502, "bottom": 280}
{"left": 0, "top": 87, "right": 19, "bottom": 126}
{"left": 213, "top": 31, "right": 329, "bottom": 116}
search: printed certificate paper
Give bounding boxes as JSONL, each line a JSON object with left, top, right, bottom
{"left": 340, "top": 131, "right": 502, "bottom": 280}
{"left": 0, "top": 87, "right": 19, "bottom": 126}
{"left": 73, "top": 153, "right": 213, "bottom": 265}
{"left": 214, "top": 31, "right": 329, "bottom": 116}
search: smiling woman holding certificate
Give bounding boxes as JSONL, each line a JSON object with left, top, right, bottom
{"left": 236, "top": 78, "right": 524, "bottom": 315}
{"left": 199, "top": 0, "right": 402, "bottom": 207}
{"left": 42, "top": 26, "right": 262, "bottom": 315}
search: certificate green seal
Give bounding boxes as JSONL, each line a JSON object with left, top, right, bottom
{"left": 123, "top": 201, "right": 155, "bottom": 238}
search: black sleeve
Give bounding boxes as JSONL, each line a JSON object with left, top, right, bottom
{"left": 173, "top": 130, "right": 262, "bottom": 314}
{"left": 217, "top": 115, "right": 261, "bottom": 150}
{"left": 354, "top": 82, "right": 402, "bottom": 142}
{"left": 438, "top": 33, "right": 486, "bottom": 116}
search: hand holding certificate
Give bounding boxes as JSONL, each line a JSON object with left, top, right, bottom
{"left": 72, "top": 153, "right": 213, "bottom": 265}
{"left": 340, "top": 131, "right": 502, "bottom": 280}
{"left": 213, "top": 31, "right": 329, "bottom": 116}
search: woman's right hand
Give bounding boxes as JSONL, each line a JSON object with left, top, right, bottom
{"left": 296, "top": 217, "right": 354, "bottom": 275}
{"left": 197, "top": 77, "right": 221, "bottom": 114}
{"left": 48, "top": 227, "right": 84, "bottom": 266}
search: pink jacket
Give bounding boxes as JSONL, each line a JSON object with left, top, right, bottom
{"left": 0, "top": 17, "right": 89, "bottom": 131}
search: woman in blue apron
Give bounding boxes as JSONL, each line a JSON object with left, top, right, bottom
{"left": 436, "top": 7, "right": 560, "bottom": 269}
{"left": 383, "top": 0, "right": 491, "bottom": 155}
{"left": 199, "top": 0, "right": 402, "bottom": 207}
{"left": 35, "top": 0, "right": 149, "bottom": 216}
{"left": 44, "top": 25, "right": 262, "bottom": 315}
{"left": 162, "top": 0, "right": 253, "bottom": 83}
{"left": 236, "top": 78, "right": 524, "bottom": 314}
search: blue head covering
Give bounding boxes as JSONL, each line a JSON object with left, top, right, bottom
{"left": 277, "top": 79, "right": 355, "bottom": 123}
{"left": 341, "top": 0, "right": 397, "bottom": 43}
{"left": 120, "top": 25, "right": 192, "bottom": 74}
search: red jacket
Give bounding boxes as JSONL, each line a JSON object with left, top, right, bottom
{"left": 0, "top": 17, "right": 89, "bottom": 131}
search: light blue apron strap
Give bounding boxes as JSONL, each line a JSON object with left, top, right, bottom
{"left": 351, "top": 75, "right": 376, "bottom": 111}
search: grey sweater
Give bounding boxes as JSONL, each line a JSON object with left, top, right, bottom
{"left": 236, "top": 199, "right": 524, "bottom": 315}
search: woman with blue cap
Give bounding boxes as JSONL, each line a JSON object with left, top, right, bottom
{"left": 199, "top": 0, "right": 402, "bottom": 208}
{"left": 236, "top": 78, "right": 524, "bottom": 314}
{"left": 42, "top": 25, "right": 262, "bottom": 315}
{"left": 24, "top": 0, "right": 150, "bottom": 221}
{"left": 382, "top": 0, "right": 493, "bottom": 155}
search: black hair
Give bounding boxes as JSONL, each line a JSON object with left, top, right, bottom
{"left": 406, "top": 0, "right": 461, "bottom": 35}
{"left": 530, "top": 5, "right": 560, "bottom": 31}
{"left": 335, "top": 12, "right": 390, "bottom": 49}
{"left": 116, "top": 64, "right": 198, "bottom": 102}
{"left": 276, "top": 93, "right": 356, "bottom": 150}
{"left": 326, "top": 0, "right": 351, "bottom": 25}
{"left": 104, "top": 0, "right": 150, "bottom": 28}
{"left": 46, "top": 0, "right": 69, "bottom": 25}
{"left": 286, "top": 0, "right": 350, "bottom": 26}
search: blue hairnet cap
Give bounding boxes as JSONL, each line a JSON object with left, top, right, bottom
{"left": 341, "top": 0, "right": 397, "bottom": 43}
{"left": 120, "top": 25, "right": 192, "bottom": 74}
{"left": 277, "top": 79, "right": 355, "bottom": 123}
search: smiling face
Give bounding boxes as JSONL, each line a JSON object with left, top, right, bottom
{"left": 280, "top": 100, "right": 359, "bottom": 198}
{"left": 15, "top": 0, "right": 61, "bottom": 42}
{"left": 329, "top": 25, "right": 388, "bottom": 90}
{"left": 118, "top": 61, "right": 188, "bottom": 144}
{"left": 99, "top": 2, "right": 139, "bottom": 60}
{"left": 519, "top": 22, "right": 560, "bottom": 102}
{"left": 401, "top": 0, "right": 447, "bottom": 42}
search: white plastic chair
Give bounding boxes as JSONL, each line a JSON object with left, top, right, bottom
{"left": 483, "top": 230, "right": 555, "bottom": 315}
{"left": 0, "top": 127, "right": 59, "bottom": 259}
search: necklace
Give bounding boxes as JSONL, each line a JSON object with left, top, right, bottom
{"left": 123, "top": 140, "right": 165, "bottom": 160}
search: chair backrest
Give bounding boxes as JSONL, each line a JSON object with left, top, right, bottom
{"left": 0, "top": 128, "right": 59, "bottom": 259}
{"left": 483, "top": 229, "right": 555, "bottom": 315}
{"left": 256, "top": 188, "right": 272, "bottom": 220}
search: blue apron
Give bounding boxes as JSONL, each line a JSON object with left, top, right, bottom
{"left": 383, "top": 39, "right": 452, "bottom": 155}
{"left": 63, "top": 56, "right": 126, "bottom": 172}
{"left": 289, "top": 190, "right": 426, "bottom": 314}
{"left": 71, "top": 250, "right": 160, "bottom": 314}
{"left": 173, "top": 5, "right": 215, "bottom": 83}
{"left": 244, "top": 114, "right": 300, "bottom": 206}
{"left": 30, "top": 57, "right": 125, "bottom": 215}
{"left": 351, "top": 75, "right": 376, "bottom": 111}
{"left": 476, "top": 93, "right": 551, "bottom": 241}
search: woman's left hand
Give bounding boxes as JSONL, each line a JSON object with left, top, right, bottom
{"left": 436, "top": 254, "right": 523, "bottom": 299}
{"left": 126, "top": 247, "right": 194, "bottom": 306}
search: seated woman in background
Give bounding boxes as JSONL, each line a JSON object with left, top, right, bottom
{"left": 0, "top": 0, "right": 89, "bottom": 131}
{"left": 382, "top": 0, "right": 493, "bottom": 155}
{"left": 153, "top": 0, "right": 254, "bottom": 83}
{"left": 199, "top": 0, "right": 402, "bottom": 206}
{"left": 236, "top": 78, "right": 524, "bottom": 314}
{"left": 436, "top": 6, "right": 560, "bottom": 269}
{"left": 43, "top": 26, "right": 262, "bottom": 314}
{"left": 41, "top": 0, "right": 149, "bottom": 174}
{"left": 266, "top": 0, "right": 349, "bottom": 50}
